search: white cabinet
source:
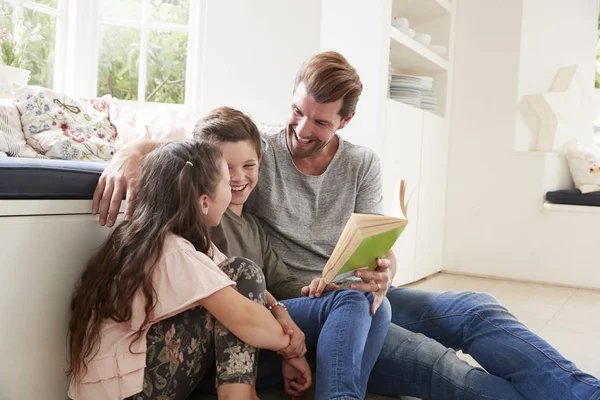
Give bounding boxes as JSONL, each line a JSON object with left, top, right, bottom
{"left": 414, "top": 111, "right": 448, "bottom": 281}
{"left": 384, "top": 100, "right": 423, "bottom": 286}
{"left": 384, "top": 100, "right": 448, "bottom": 286}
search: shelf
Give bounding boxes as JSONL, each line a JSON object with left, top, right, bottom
{"left": 389, "top": 26, "right": 449, "bottom": 75}
{"left": 392, "top": 0, "right": 452, "bottom": 21}
{"left": 387, "top": 98, "right": 444, "bottom": 120}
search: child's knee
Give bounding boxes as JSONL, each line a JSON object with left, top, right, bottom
{"left": 220, "top": 257, "right": 266, "bottom": 302}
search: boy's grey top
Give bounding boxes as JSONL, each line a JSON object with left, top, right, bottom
{"left": 245, "top": 129, "right": 383, "bottom": 282}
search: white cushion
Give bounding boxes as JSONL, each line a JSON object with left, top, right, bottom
{"left": 565, "top": 142, "right": 600, "bottom": 193}
{"left": 0, "top": 98, "right": 44, "bottom": 158}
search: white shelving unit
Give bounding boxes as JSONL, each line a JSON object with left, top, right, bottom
{"left": 392, "top": 0, "right": 452, "bottom": 20}
{"left": 321, "top": 0, "right": 455, "bottom": 285}
{"left": 389, "top": 26, "right": 449, "bottom": 75}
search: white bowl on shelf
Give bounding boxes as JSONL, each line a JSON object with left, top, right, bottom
{"left": 396, "top": 26, "right": 416, "bottom": 38}
{"left": 428, "top": 44, "right": 448, "bottom": 56}
{"left": 391, "top": 17, "right": 409, "bottom": 29}
{"left": 414, "top": 33, "right": 432, "bottom": 47}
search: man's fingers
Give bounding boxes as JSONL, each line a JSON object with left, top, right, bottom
{"left": 301, "top": 286, "right": 309, "bottom": 296}
{"left": 376, "top": 257, "right": 392, "bottom": 269}
{"left": 355, "top": 269, "right": 389, "bottom": 283}
{"left": 123, "top": 179, "right": 137, "bottom": 221}
{"left": 98, "top": 182, "right": 115, "bottom": 226}
{"left": 371, "top": 295, "right": 383, "bottom": 315}
{"left": 92, "top": 176, "right": 106, "bottom": 215}
{"left": 349, "top": 281, "right": 380, "bottom": 293}
{"left": 106, "top": 184, "right": 125, "bottom": 227}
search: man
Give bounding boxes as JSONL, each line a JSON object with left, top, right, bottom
{"left": 93, "top": 51, "right": 600, "bottom": 400}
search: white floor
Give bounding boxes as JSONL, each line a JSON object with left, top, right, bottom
{"left": 406, "top": 272, "right": 600, "bottom": 379}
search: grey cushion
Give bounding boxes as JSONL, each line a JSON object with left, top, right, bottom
{"left": 545, "top": 189, "right": 600, "bottom": 207}
{"left": 0, "top": 157, "right": 107, "bottom": 199}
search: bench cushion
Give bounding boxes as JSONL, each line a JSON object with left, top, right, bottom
{"left": 0, "top": 157, "right": 106, "bottom": 199}
{"left": 545, "top": 189, "right": 600, "bottom": 207}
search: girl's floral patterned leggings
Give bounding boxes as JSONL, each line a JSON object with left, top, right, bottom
{"left": 126, "top": 257, "right": 267, "bottom": 400}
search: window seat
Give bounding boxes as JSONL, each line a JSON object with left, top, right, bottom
{"left": 0, "top": 157, "right": 106, "bottom": 200}
{"left": 545, "top": 189, "right": 600, "bottom": 208}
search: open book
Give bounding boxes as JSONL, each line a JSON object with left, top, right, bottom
{"left": 322, "top": 180, "right": 409, "bottom": 283}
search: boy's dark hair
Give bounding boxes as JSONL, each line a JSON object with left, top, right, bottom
{"left": 193, "top": 107, "right": 262, "bottom": 156}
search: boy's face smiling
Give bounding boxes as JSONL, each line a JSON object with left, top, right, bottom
{"left": 219, "top": 139, "right": 261, "bottom": 214}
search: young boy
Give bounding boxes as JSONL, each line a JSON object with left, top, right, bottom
{"left": 196, "top": 106, "right": 392, "bottom": 400}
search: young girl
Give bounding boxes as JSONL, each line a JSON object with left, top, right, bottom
{"left": 67, "top": 140, "right": 300, "bottom": 400}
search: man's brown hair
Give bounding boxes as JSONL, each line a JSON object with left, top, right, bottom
{"left": 294, "top": 51, "right": 363, "bottom": 118}
{"left": 193, "top": 107, "right": 262, "bottom": 156}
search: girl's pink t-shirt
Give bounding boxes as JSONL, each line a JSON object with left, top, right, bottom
{"left": 69, "top": 233, "right": 233, "bottom": 400}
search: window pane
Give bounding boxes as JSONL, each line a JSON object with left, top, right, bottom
{"left": 100, "top": 0, "right": 141, "bottom": 21}
{"left": 33, "top": 0, "right": 58, "bottom": 8}
{"left": 597, "top": 9, "right": 600, "bottom": 88}
{"left": 98, "top": 25, "right": 140, "bottom": 101}
{"left": 146, "top": 30, "right": 187, "bottom": 104}
{"left": 21, "top": 8, "right": 55, "bottom": 88}
{"left": 150, "top": 0, "right": 189, "bottom": 25}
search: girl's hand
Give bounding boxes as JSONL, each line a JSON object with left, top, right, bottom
{"left": 301, "top": 278, "right": 339, "bottom": 298}
{"left": 282, "top": 356, "right": 312, "bottom": 399}
{"left": 272, "top": 308, "right": 307, "bottom": 359}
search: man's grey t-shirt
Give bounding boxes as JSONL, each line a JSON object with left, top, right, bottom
{"left": 245, "top": 129, "right": 384, "bottom": 282}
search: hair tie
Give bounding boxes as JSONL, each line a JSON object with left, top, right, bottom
{"left": 186, "top": 161, "right": 193, "bottom": 167}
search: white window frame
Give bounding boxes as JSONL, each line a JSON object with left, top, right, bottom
{"left": 91, "top": 0, "right": 201, "bottom": 108}
{"left": 1, "top": 0, "right": 68, "bottom": 91}
{"left": 4, "top": 0, "right": 205, "bottom": 113}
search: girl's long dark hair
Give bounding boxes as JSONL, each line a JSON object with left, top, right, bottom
{"left": 67, "top": 139, "right": 224, "bottom": 382}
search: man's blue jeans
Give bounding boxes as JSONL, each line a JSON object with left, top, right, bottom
{"left": 365, "top": 287, "right": 600, "bottom": 400}
{"left": 257, "top": 289, "right": 392, "bottom": 400}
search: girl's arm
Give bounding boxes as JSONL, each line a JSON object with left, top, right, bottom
{"left": 198, "top": 287, "right": 290, "bottom": 351}
{"left": 266, "top": 291, "right": 307, "bottom": 359}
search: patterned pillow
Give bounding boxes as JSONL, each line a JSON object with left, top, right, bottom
{"left": 566, "top": 143, "right": 600, "bottom": 193}
{"left": 12, "top": 86, "right": 117, "bottom": 161}
{"left": 0, "top": 98, "right": 45, "bottom": 158}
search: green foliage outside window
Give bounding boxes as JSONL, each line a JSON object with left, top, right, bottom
{"left": 1, "top": 0, "right": 189, "bottom": 104}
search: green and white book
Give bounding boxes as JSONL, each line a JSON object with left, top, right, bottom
{"left": 322, "top": 180, "right": 409, "bottom": 283}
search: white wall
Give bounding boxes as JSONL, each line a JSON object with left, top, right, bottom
{"left": 320, "top": 0, "right": 391, "bottom": 155}
{"left": 198, "top": 0, "right": 322, "bottom": 125}
{"left": 443, "top": 0, "right": 600, "bottom": 289}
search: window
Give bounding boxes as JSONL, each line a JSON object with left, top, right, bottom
{"left": 97, "top": 0, "right": 192, "bottom": 104}
{"left": 1, "top": 0, "right": 200, "bottom": 107}
{"left": 0, "top": 0, "right": 65, "bottom": 88}
{"left": 596, "top": 5, "right": 600, "bottom": 89}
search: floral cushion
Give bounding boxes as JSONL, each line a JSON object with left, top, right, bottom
{"left": 12, "top": 86, "right": 117, "bottom": 161}
{"left": 566, "top": 142, "right": 600, "bottom": 194}
{"left": 0, "top": 98, "right": 45, "bottom": 158}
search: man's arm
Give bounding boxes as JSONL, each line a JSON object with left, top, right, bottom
{"left": 92, "top": 139, "right": 161, "bottom": 226}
